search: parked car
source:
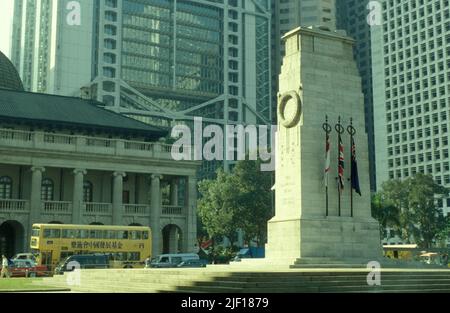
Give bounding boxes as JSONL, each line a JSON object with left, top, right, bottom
{"left": 54, "top": 254, "right": 110, "bottom": 275}
{"left": 150, "top": 253, "right": 199, "bottom": 268}
{"left": 233, "top": 248, "right": 253, "bottom": 262}
{"left": 233, "top": 247, "right": 265, "bottom": 262}
{"left": 177, "top": 259, "right": 208, "bottom": 268}
{"left": 12, "top": 253, "right": 37, "bottom": 262}
{"left": 0, "top": 259, "right": 48, "bottom": 278}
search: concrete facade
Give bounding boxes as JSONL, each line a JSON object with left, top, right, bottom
{"left": 266, "top": 27, "right": 382, "bottom": 264}
{"left": 271, "top": 0, "right": 337, "bottom": 121}
{"left": 0, "top": 125, "right": 199, "bottom": 257}
{"left": 336, "top": 0, "right": 376, "bottom": 191}
{"left": 372, "top": 0, "right": 450, "bottom": 216}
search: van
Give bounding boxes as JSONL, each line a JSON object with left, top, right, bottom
{"left": 54, "top": 254, "right": 109, "bottom": 274}
{"left": 150, "top": 253, "right": 199, "bottom": 268}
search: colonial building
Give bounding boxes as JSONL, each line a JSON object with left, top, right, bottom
{"left": 0, "top": 51, "right": 199, "bottom": 257}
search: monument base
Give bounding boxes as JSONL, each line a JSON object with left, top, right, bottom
{"left": 265, "top": 216, "right": 382, "bottom": 264}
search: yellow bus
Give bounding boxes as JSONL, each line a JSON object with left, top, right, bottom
{"left": 30, "top": 224, "right": 151, "bottom": 270}
{"left": 383, "top": 244, "right": 419, "bottom": 260}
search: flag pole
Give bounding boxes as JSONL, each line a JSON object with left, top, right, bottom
{"left": 335, "top": 116, "right": 344, "bottom": 217}
{"left": 347, "top": 118, "right": 355, "bottom": 218}
{"left": 323, "top": 116, "right": 332, "bottom": 217}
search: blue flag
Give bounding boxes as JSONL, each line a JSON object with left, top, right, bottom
{"left": 351, "top": 138, "right": 361, "bottom": 196}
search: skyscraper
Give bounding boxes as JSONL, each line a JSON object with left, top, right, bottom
{"left": 271, "top": 1, "right": 377, "bottom": 190}
{"left": 12, "top": 0, "right": 272, "bottom": 177}
{"left": 337, "top": 0, "right": 376, "bottom": 191}
{"left": 271, "top": 0, "right": 336, "bottom": 73}
{"left": 271, "top": 0, "right": 336, "bottom": 121}
{"left": 12, "top": 0, "right": 94, "bottom": 95}
{"left": 372, "top": 0, "right": 450, "bottom": 217}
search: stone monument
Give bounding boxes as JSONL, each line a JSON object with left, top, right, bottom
{"left": 266, "top": 27, "right": 382, "bottom": 266}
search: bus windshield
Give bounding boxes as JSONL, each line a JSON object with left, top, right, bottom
{"left": 31, "top": 227, "right": 40, "bottom": 237}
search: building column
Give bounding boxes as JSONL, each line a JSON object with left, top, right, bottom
{"left": 113, "top": 171, "right": 126, "bottom": 225}
{"left": 170, "top": 178, "right": 179, "bottom": 206}
{"left": 30, "top": 166, "right": 45, "bottom": 225}
{"left": 185, "top": 175, "right": 197, "bottom": 253}
{"left": 72, "top": 169, "right": 86, "bottom": 224}
{"left": 149, "top": 174, "right": 162, "bottom": 256}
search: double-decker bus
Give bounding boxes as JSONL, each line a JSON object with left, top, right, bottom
{"left": 30, "top": 224, "right": 151, "bottom": 270}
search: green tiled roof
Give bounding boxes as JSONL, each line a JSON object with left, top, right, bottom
{"left": 0, "top": 88, "right": 168, "bottom": 138}
{"left": 0, "top": 51, "right": 24, "bottom": 91}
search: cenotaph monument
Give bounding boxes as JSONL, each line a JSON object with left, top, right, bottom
{"left": 266, "top": 26, "right": 382, "bottom": 266}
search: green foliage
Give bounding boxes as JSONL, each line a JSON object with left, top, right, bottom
{"left": 372, "top": 173, "right": 449, "bottom": 248}
{"left": 197, "top": 160, "right": 274, "bottom": 248}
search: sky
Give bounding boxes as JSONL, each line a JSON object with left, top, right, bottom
{"left": 0, "top": 0, "right": 14, "bottom": 58}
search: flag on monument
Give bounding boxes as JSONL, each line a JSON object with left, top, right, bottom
{"left": 338, "top": 136, "right": 344, "bottom": 192}
{"left": 324, "top": 132, "right": 330, "bottom": 187}
{"left": 351, "top": 137, "right": 362, "bottom": 196}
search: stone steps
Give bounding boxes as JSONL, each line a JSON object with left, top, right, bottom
{"left": 46, "top": 275, "right": 450, "bottom": 285}
{"left": 39, "top": 268, "right": 450, "bottom": 293}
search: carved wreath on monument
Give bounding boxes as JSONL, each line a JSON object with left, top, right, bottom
{"left": 278, "top": 90, "right": 302, "bottom": 128}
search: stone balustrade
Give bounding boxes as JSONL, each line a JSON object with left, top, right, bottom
{"left": 0, "top": 197, "right": 186, "bottom": 219}
{"left": 85, "top": 202, "right": 112, "bottom": 215}
{"left": 0, "top": 128, "right": 187, "bottom": 160}
{"left": 124, "top": 204, "right": 149, "bottom": 215}
{"left": 42, "top": 201, "right": 72, "bottom": 213}
{"left": 0, "top": 199, "right": 28, "bottom": 212}
{"left": 162, "top": 205, "right": 183, "bottom": 216}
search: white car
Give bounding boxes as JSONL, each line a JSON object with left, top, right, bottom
{"left": 12, "top": 253, "right": 37, "bottom": 262}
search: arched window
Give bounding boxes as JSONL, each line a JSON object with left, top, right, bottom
{"left": 41, "top": 178, "right": 54, "bottom": 201}
{"left": 83, "top": 181, "right": 93, "bottom": 203}
{"left": 0, "top": 176, "right": 12, "bottom": 199}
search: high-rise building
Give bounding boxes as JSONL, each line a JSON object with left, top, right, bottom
{"left": 11, "top": 0, "right": 272, "bottom": 176}
{"left": 271, "top": 1, "right": 336, "bottom": 121}
{"left": 271, "top": 0, "right": 336, "bottom": 72}
{"left": 336, "top": 0, "right": 376, "bottom": 191}
{"left": 12, "top": 0, "right": 94, "bottom": 95}
{"left": 271, "top": 0, "right": 377, "bottom": 189}
{"left": 372, "top": 0, "right": 450, "bottom": 217}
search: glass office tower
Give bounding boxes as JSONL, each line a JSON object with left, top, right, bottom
{"left": 12, "top": 0, "right": 272, "bottom": 176}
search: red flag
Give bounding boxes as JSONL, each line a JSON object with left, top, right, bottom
{"left": 200, "top": 239, "right": 213, "bottom": 249}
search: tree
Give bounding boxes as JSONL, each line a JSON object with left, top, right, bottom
{"left": 371, "top": 192, "right": 400, "bottom": 239}
{"left": 406, "top": 174, "right": 448, "bottom": 248}
{"left": 435, "top": 216, "right": 450, "bottom": 247}
{"left": 375, "top": 173, "right": 449, "bottom": 248}
{"left": 197, "top": 160, "right": 274, "bottom": 248}
{"left": 197, "top": 170, "right": 241, "bottom": 247}
{"left": 231, "top": 160, "right": 273, "bottom": 246}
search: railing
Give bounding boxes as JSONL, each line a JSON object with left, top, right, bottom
{"left": 0, "top": 199, "right": 28, "bottom": 212}
{"left": 124, "top": 204, "right": 149, "bottom": 215}
{"left": 0, "top": 129, "right": 33, "bottom": 142}
{"left": 160, "top": 144, "right": 172, "bottom": 153}
{"left": 44, "top": 134, "right": 75, "bottom": 145}
{"left": 162, "top": 205, "right": 184, "bottom": 216}
{"left": 0, "top": 128, "right": 183, "bottom": 160}
{"left": 124, "top": 141, "right": 153, "bottom": 151}
{"left": 85, "top": 202, "right": 112, "bottom": 214}
{"left": 42, "top": 201, "right": 72, "bottom": 213}
{"left": 86, "top": 138, "right": 115, "bottom": 148}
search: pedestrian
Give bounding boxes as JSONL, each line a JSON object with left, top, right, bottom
{"left": 1, "top": 255, "right": 10, "bottom": 278}
{"left": 144, "top": 256, "right": 151, "bottom": 269}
